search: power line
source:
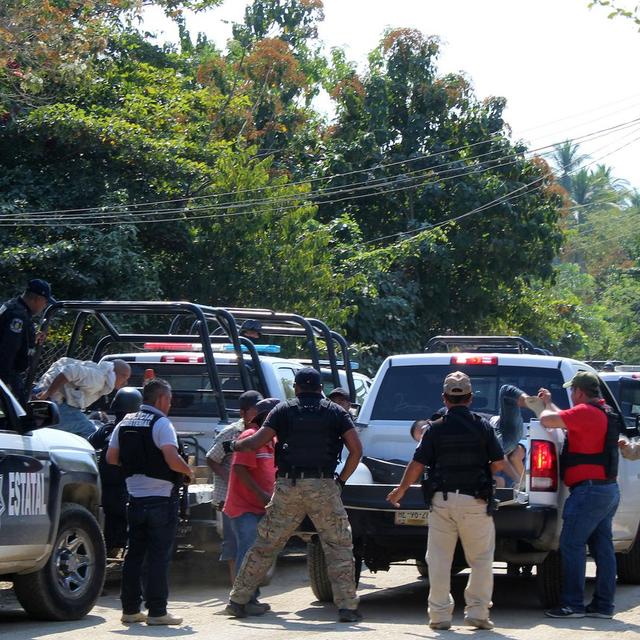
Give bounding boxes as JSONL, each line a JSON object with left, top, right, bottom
{"left": 4, "top": 117, "right": 640, "bottom": 226}
{"left": 4, "top": 108, "right": 640, "bottom": 219}
{"left": 358, "top": 126, "right": 640, "bottom": 250}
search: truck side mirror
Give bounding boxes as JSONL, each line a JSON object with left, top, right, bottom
{"left": 22, "top": 400, "right": 60, "bottom": 431}
{"left": 349, "top": 403, "right": 361, "bottom": 418}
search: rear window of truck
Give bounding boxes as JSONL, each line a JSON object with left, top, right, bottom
{"left": 371, "top": 364, "right": 569, "bottom": 421}
{"left": 124, "top": 363, "right": 260, "bottom": 418}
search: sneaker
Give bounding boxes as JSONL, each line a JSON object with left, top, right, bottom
{"left": 338, "top": 608, "right": 363, "bottom": 623}
{"left": 585, "top": 605, "right": 613, "bottom": 619}
{"left": 245, "top": 601, "right": 270, "bottom": 616}
{"left": 147, "top": 613, "right": 183, "bottom": 625}
{"left": 524, "top": 396, "right": 546, "bottom": 418}
{"left": 121, "top": 612, "right": 146, "bottom": 624}
{"left": 544, "top": 607, "right": 585, "bottom": 618}
{"left": 429, "top": 620, "right": 452, "bottom": 630}
{"left": 464, "top": 616, "right": 495, "bottom": 629}
{"left": 224, "top": 601, "right": 247, "bottom": 618}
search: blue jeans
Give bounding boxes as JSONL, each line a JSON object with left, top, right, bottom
{"left": 560, "top": 482, "right": 620, "bottom": 614}
{"left": 121, "top": 495, "right": 179, "bottom": 617}
{"left": 230, "top": 511, "right": 263, "bottom": 600}
{"left": 220, "top": 511, "right": 238, "bottom": 562}
{"left": 495, "top": 384, "right": 524, "bottom": 455}
{"left": 56, "top": 402, "right": 98, "bottom": 439}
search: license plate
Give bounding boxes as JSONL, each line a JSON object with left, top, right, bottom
{"left": 394, "top": 510, "right": 429, "bottom": 526}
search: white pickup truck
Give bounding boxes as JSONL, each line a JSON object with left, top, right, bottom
{"left": 310, "top": 341, "right": 640, "bottom": 608}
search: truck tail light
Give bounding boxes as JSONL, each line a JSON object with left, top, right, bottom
{"left": 450, "top": 355, "right": 498, "bottom": 365}
{"left": 530, "top": 439, "right": 558, "bottom": 491}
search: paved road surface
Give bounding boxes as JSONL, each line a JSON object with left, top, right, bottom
{"left": 1, "top": 553, "right": 639, "bottom": 639}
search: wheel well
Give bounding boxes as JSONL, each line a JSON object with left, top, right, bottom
{"left": 61, "top": 483, "right": 100, "bottom": 517}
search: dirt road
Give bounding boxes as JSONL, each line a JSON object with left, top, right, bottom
{"left": 1, "top": 553, "right": 639, "bottom": 639}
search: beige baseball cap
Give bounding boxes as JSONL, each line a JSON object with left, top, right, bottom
{"left": 443, "top": 371, "right": 472, "bottom": 396}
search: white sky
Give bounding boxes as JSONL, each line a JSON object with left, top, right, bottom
{"left": 143, "top": 0, "right": 640, "bottom": 189}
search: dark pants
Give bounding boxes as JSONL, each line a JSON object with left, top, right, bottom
{"left": 103, "top": 485, "right": 128, "bottom": 550}
{"left": 121, "top": 495, "right": 179, "bottom": 617}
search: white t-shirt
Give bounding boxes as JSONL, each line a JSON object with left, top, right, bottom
{"left": 109, "top": 404, "right": 179, "bottom": 498}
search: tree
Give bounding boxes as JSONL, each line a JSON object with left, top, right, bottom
{"left": 321, "top": 28, "right": 564, "bottom": 360}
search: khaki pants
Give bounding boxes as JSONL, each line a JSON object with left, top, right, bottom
{"left": 230, "top": 477, "right": 359, "bottom": 610}
{"left": 426, "top": 492, "right": 495, "bottom": 623}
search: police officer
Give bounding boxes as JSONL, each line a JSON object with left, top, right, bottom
{"left": 106, "top": 378, "right": 194, "bottom": 626}
{"left": 88, "top": 386, "right": 143, "bottom": 556}
{"left": 387, "top": 371, "right": 504, "bottom": 631}
{"left": 0, "top": 278, "right": 54, "bottom": 403}
{"left": 224, "top": 367, "right": 363, "bottom": 623}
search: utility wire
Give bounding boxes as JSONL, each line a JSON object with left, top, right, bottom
{"left": 3, "top": 117, "right": 639, "bottom": 225}
{"left": 5, "top": 109, "right": 640, "bottom": 218}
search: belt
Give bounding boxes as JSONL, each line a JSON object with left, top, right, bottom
{"left": 436, "top": 489, "right": 477, "bottom": 497}
{"left": 276, "top": 469, "right": 335, "bottom": 479}
{"left": 569, "top": 479, "right": 616, "bottom": 492}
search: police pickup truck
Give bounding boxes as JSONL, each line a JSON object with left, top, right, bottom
{"left": 309, "top": 337, "right": 640, "bottom": 607}
{"left": 0, "top": 379, "right": 105, "bottom": 620}
{"left": 29, "top": 301, "right": 368, "bottom": 553}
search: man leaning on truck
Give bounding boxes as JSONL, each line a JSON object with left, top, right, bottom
{"left": 539, "top": 371, "right": 621, "bottom": 620}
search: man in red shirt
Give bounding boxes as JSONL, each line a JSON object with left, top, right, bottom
{"left": 539, "top": 371, "right": 620, "bottom": 620}
{"left": 223, "top": 398, "right": 279, "bottom": 615}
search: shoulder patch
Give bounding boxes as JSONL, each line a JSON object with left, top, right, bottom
{"left": 9, "top": 317, "right": 23, "bottom": 333}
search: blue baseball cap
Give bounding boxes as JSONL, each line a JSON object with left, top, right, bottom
{"left": 26, "top": 278, "right": 56, "bottom": 303}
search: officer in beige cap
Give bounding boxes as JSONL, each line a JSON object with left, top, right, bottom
{"left": 387, "top": 371, "right": 504, "bottom": 631}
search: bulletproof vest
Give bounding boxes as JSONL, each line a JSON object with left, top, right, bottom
{"left": 118, "top": 409, "right": 181, "bottom": 484}
{"left": 560, "top": 403, "right": 621, "bottom": 480}
{"left": 429, "top": 410, "right": 493, "bottom": 494}
{"left": 275, "top": 397, "right": 343, "bottom": 472}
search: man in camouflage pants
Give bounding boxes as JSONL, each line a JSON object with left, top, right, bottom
{"left": 223, "top": 367, "right": 363, "bottom": 623}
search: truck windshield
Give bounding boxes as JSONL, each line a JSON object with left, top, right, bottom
{"left": 371, "top": 365, "right": 570, "bottom": 421}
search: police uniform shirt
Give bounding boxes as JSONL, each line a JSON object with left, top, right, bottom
{"left": 108, "top": 404, "right": 179, "bottom": 498}
{"left": 0, "top": 297, "right": 34, "bottom": 379}
{"left": 264, "top": 394, "right": 356, "bottom": 442}
{"left": 414, "top": 405, "right": 504, "bottom": 467}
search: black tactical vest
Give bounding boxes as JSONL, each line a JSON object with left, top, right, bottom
{"left": 560, "top": 403, "right": 621, "bottom": 480}
{"left": 429, "top": 410, "right": 494, "bottom": 495}
{"left": 118, "top": 409, "right": 181, "bottom": 484}
{"left": 274, "top": 397, "right": 343, "bottom": 472}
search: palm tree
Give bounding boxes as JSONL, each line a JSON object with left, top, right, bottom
{"left": 551, "top": 141, "right": 589, "bottom": 194}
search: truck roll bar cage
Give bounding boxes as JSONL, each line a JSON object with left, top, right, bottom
{"left": 425, "top": 335, "right": 552, "bottom": 356}
{"left": 32, "top": 301, "right": 357, "bottom": 420}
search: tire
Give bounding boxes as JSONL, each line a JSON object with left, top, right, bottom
{"left": 307, "top": 536, "right": 362, "bottom": 603}
{"left": 617, "top": 526, "right": 640, "bottom": 584}
{"left": 536, "top": 550, "right": 562, "bottom": 608}
{"left": 13, "top": 503, "right": 106, "bottom": 620}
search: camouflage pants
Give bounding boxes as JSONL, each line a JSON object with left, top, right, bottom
{"left": 229, "top": 477, "right": 359, "bottom": 610}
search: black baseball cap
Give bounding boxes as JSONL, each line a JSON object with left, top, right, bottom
{"left": 238, "top": 390, "right": 263, "bottom": 410}
{"left": 295, "top": 366, "right": 322, "bottom": 387}
{"left": 328, "top": 387, "right": 349, "bottom": 400}
{"left": 26, "top": 278, "right": 56, "bottom": 303}
{"left": 254, "top": 397, "right": 280, "bottom": 426}
{"left": 240, "top": 319, "right": 262, "bottom": 335}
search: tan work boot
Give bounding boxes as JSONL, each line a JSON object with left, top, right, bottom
{"left": 147, "top": 612, "right": 183, "bottom": 625}
{"left": 464, "top": 616, "right": 495, "bottom": 630}
{"left": 121, "top": 612, "right": 146, "bottom": 624}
